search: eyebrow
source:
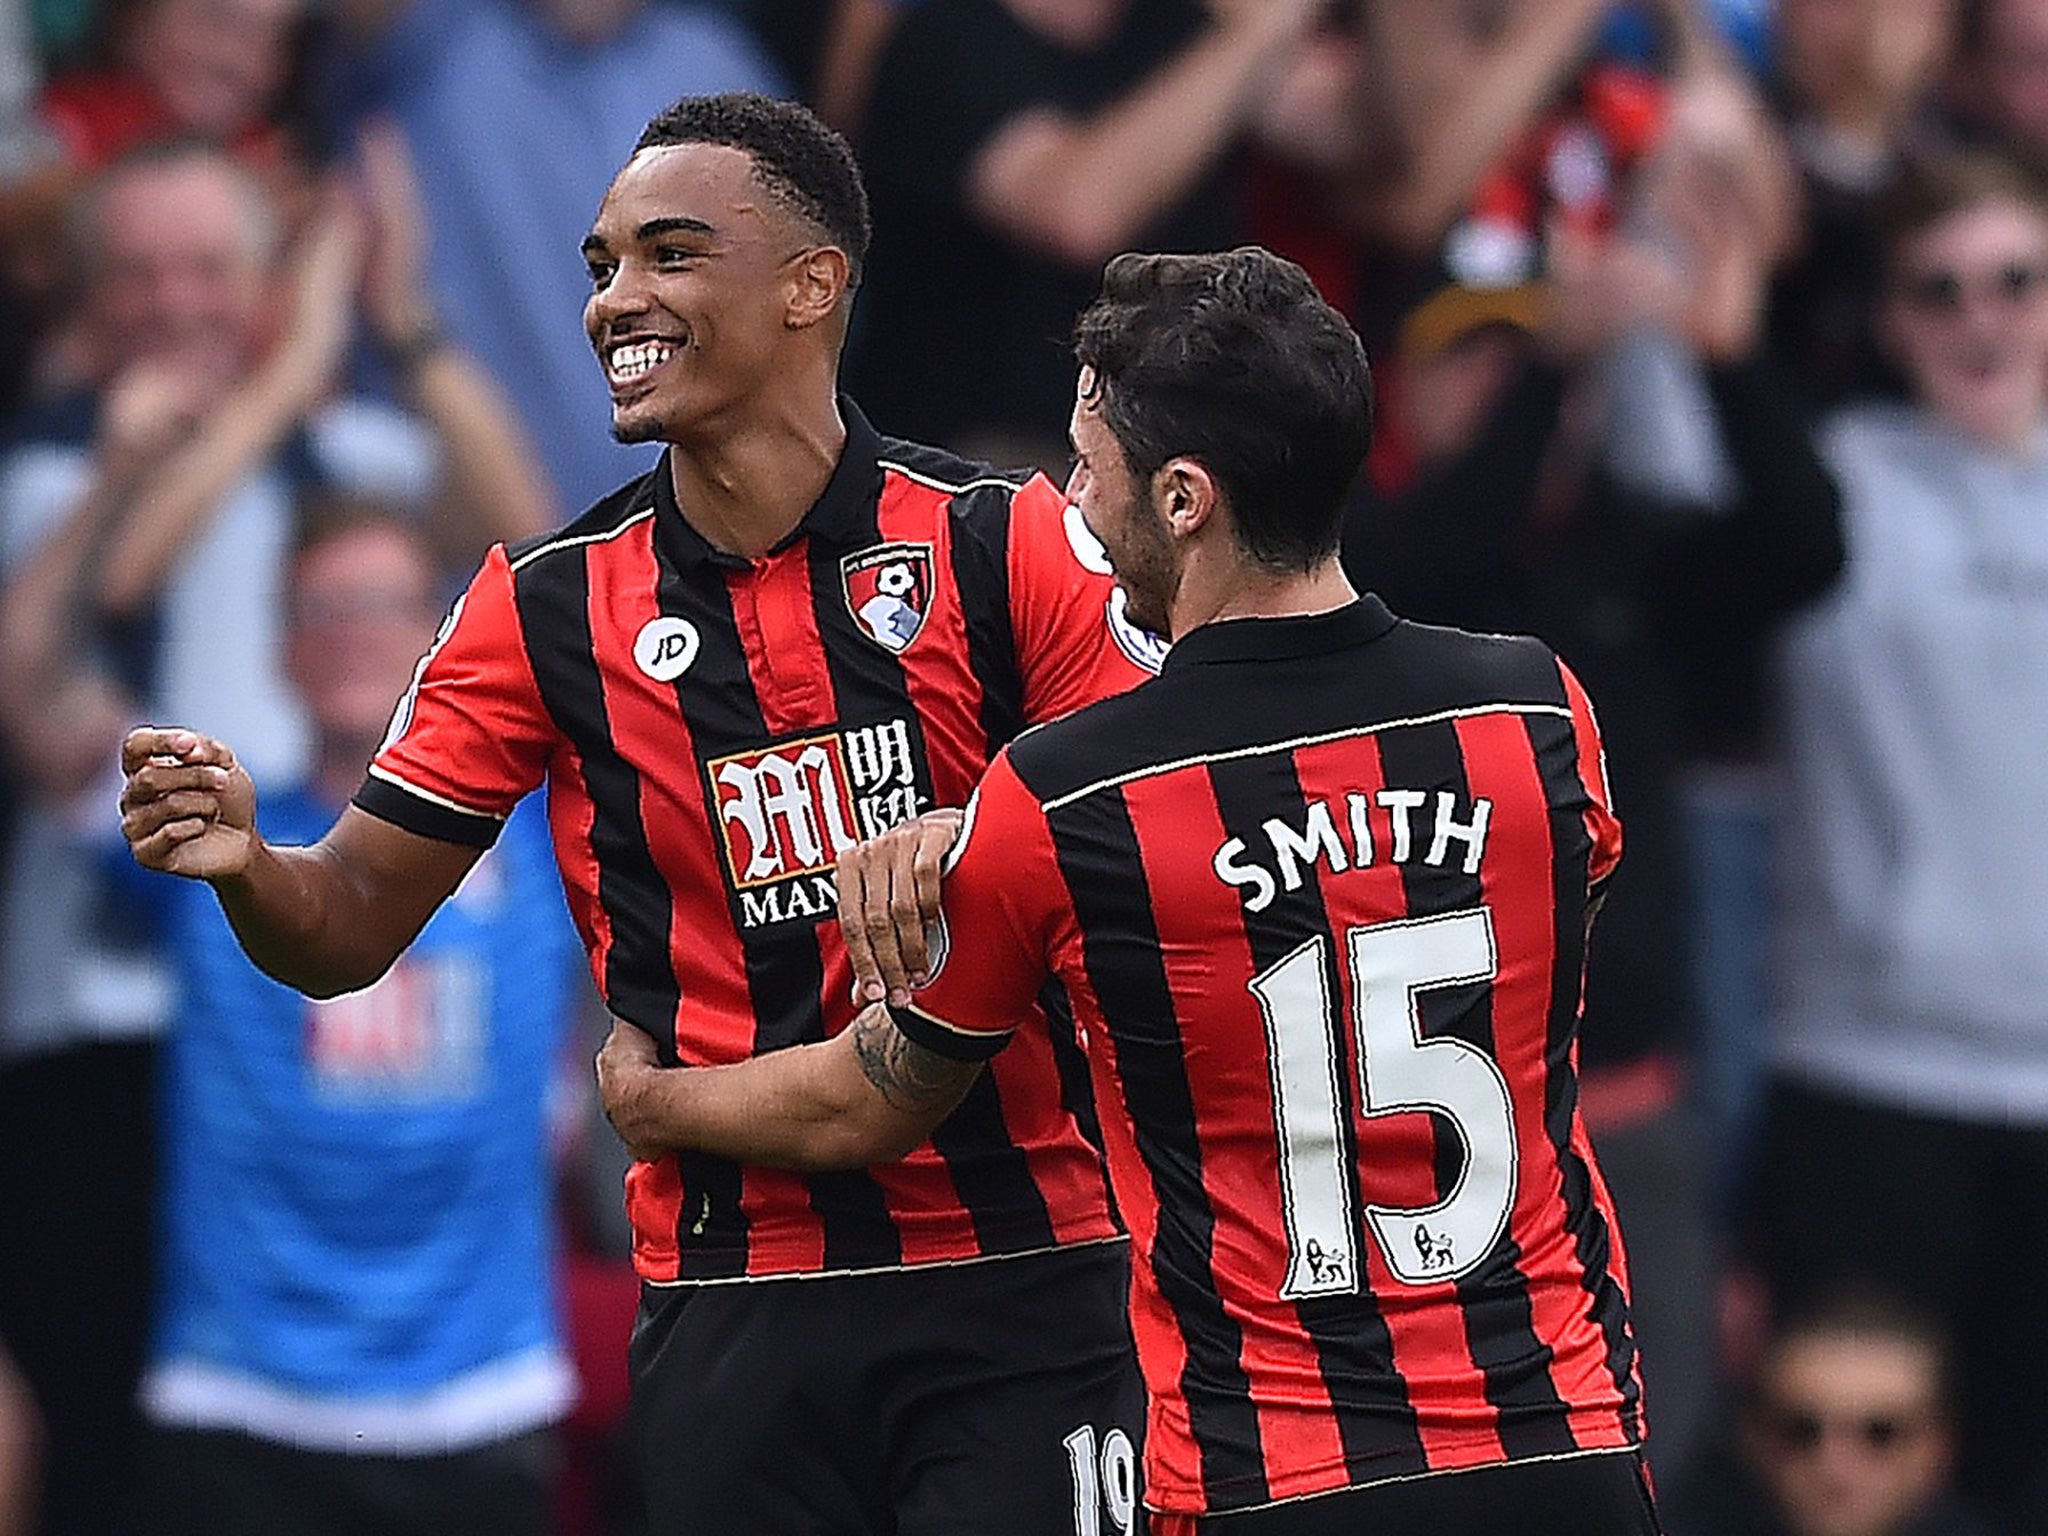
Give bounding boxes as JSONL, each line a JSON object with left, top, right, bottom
{"left": 581, "top": 215, "right": 717, "bottom": 259}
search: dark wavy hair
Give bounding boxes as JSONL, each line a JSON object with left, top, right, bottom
{"left": 1073, "top": 248, "right": 1374, "bottom": 573}
{"left": 635, "top": 93, "right": 871, "bottom": 289}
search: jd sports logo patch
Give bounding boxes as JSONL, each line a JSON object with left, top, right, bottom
{"left": 634, "top": 617, "right": 701, "bottom": 681}
{"left": 842, "top": 543, "right": 934, "bottom": 654}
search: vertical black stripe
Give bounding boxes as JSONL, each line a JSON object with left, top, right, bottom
{"left": 514, "top": 545, "right": 676, "bottom": 1041}
{"left": 1525, "top": 710, "right": 1642, "bottom": 1435}
{"left": 514, "top": 540, "right": 756, "bottom": 1273}
{"left": 1206, "top": 751, "right": 1429, "bottom": 1476}
{"left": 1050, "top": 787, "right": 1269, "bottom": 1506}
{"left": 808, "top": 492, "right": 1054, "bottom": 1254}
{"left": 1375, "top": 721, "right": 1578, "bottom": 1459}
{"left": 943, "top": 486, "right": 1027, "bottom": 750}
{"left": 646, "top": 517, "right": 901, "bottom": 1275}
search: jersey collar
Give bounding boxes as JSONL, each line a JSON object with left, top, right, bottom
{"left": 652, "top": 396, "right": 888, "bottom": 569}
{"left": 1163, "top": 595, "right": 1400, "bottom": 672}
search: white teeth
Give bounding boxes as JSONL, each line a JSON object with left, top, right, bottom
{"left": 608, "top": 340, "right": 677, "bottom": 381}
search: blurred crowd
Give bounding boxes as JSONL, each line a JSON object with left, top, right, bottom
{"left": 1, "top": 0, "right": 2047, "bottom": 1533}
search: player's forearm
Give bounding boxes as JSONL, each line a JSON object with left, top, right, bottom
{"left": 1363, "top": 0, "right": 1611, "bottom": 251}
{"left": 623, "top": 1039, "right": 922, "bottom": 1171}
{"left": 210, "top": 840, "right": 404, "bottom": 999}
{"left": 975, "top": 21, "right": 1297, "bottom": 266}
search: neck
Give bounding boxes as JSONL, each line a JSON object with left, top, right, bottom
{"left": 1167, "top": 553, "right": 1358, "bottom": 640}
{"left": 666, "top": 388, "right": 847, "bottom": 559}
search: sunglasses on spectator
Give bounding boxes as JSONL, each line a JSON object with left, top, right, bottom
{"left": 1895, "top": 261, "right": 2048, "bottom": 314}
{"left": 1754, "top": 1403, "right": 1935, "bottom": 1457}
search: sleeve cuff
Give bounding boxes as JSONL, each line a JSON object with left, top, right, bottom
{"left": 886, "top": 1000, "right": 1012, "bottom": 1062}
{"left": 353, "top": 771, "right": 504, "bottom": 850}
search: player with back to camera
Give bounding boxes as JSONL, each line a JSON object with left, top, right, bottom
{"left": 597, "top": 245, "right": 1664, "bottom": 1536}
{"left": 116, "top": 93, "right": 1157, "bottom": 1536}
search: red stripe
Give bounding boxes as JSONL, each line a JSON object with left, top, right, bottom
{"left": 1574, "top": 1114, "right": 1648, "bottom": 1428}
{"left": 593, "top": 526, "right": 826, "bottom": 1275}
{"left": 874, "top": 476, "right": 1110, "bottom": 1260}
{"left": 1454, "top": 712, "right": 1627, "bottom": 1449}
{"left": 1291, "top": 736, "right": 1504, "bottom": 1467}
{"left": 733, "top": 546, "right": 836, "bottom": 738}
{"left": 1557, "top": 663, "right": 1621, "bottom": 884}
{"left": 876, "top": 476, "right": 993, "bottom": 804}
{"left": 1121, "top": 768, "right": 1351, "bottom": 1488}
{"left": 1056, "top": 936, "right": 1201, "bottom": 1498}
{"left": 543, "top": 747, "right": 611, "bottom": 1011}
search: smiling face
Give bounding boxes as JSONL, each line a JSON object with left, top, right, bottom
{"left": 581, "top": 143, "right": 835, "bottom": 446}
{"left": 1744, "top": 1330, "right": 1952, "bottom": 1536}
{"left": 1882, "top": 195, "right": 2048, "bottom": 445}
{"left": 88, "top": 153, "right": 270, "bottom": 394}
{"left": 1065, "top": 373, "right": 1179, "bottom": 636}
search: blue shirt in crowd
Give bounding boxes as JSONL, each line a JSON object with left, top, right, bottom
{"left": 140, "top": 789, "right": 585, "bottom": 1453}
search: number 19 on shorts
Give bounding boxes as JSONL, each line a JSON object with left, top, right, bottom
{"left": 1064, "top": 1423, "right": 1136, "bottom": 1536}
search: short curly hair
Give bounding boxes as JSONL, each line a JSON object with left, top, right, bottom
{"left": 635, "top": 93, "right": 872, "bottom": 289}
{"left": 1074, "top": 248, "right": 1374, "bottom": 573}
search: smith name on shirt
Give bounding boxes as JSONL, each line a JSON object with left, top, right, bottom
{"left": 1213, "top": 787, "right": 1494, "bottom": 913}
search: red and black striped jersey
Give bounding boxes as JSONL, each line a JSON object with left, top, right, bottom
{"left": 356, "top": 403, "right": 1156, "bottom": 1282}
{"left": 906, "top": 597, "right": 1643, "bottom": 1517}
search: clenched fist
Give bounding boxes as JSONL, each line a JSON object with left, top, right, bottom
{"left": 119, "top": 727, "right": 258, "bottom": 880}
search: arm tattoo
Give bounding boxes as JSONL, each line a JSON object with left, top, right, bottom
{"left": 850, "top": 1008, "right": 980, "bottom": 1114}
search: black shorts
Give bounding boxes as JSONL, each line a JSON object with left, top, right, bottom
{"left": 145, "top": 1424, "right": 558, "bottom": 1536}
{"left": 629, "top": 1240, "right": 1144, "bottom": 1536}
{"left": 1162, "top": 1451, "right": 1661, "bottom": 1536}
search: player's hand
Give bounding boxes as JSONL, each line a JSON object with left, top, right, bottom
{"left": 838, "top": 808, "right": 964, "bottom": 1009}
{"left": 118, "top": 727, "right": 258, "bottom": 880}
{"left": 595, "top": 1018, "right": 672, "bottom": 1164}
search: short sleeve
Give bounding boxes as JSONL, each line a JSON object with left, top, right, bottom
{"left": 1558, "top": 659, "right": 1622, "bottom": 890}
{"left": 1006, "top": 473, "right": 1161, "bottom": 724}
{"left": 353, "top": 544, "right": 555, "bottom": 847}
{"left": 898, "top": 750, "right": 1062, "bottom": 1056}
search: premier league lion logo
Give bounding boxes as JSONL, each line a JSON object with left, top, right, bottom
{"left": 842, "top": 543, "right": 934, "bottom": 654}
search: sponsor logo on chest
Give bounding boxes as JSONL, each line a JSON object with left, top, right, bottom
{"left": 708, "top": 717, "right": 931, "bottom": 930}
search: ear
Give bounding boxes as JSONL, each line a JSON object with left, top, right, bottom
{"left": 1151, "top": 457, "right": 1222, "bottom": 540}
{"left": 786, "top": 246, "right": 851, "bottom": 331}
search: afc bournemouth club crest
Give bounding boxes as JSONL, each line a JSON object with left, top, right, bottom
{"left": 842, "top": 542, "right": 934, "bottom": 654}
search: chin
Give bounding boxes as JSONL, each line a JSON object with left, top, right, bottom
{"left": 610, "top": 413, "right": 667, "bottom": 446}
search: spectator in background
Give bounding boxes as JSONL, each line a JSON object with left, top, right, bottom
{"left": 0, "top": 0, "right": 54, "bottom": 416}
{"left": 1766, "top": 0, "right": 1960, "bottom": 407}
{"left": 1344, "top": 138, "right": 1844, "bottom": 1476}
{"left": 0, "top": 131, "right": 547, "bottom": 1536}
{"left": 333, "top": 0, "right": 786, "bottom": 510}
{"left": 1954, "top": 0, "right": 2048, "bottom": 172}
{"left": 9, "top": 0, "right": 314, "bottom": 399}
{"left": 137, "top": 504, "right": 582, "bottom": 1536}
{"left": 848, "top": 0, "right": 1340, "bottom": 468}
{"left": 36, "top": 0, "right": 305, "bottom": 171}
{"left": 1354, "top": 0, "right": 1634, "bottom": 266}
{"left": 1747, "top": 149, "right": 2048, "bottom": 1534}
{"left": 1668, "top": 1289, "right": 1996, "bottom": 1536}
